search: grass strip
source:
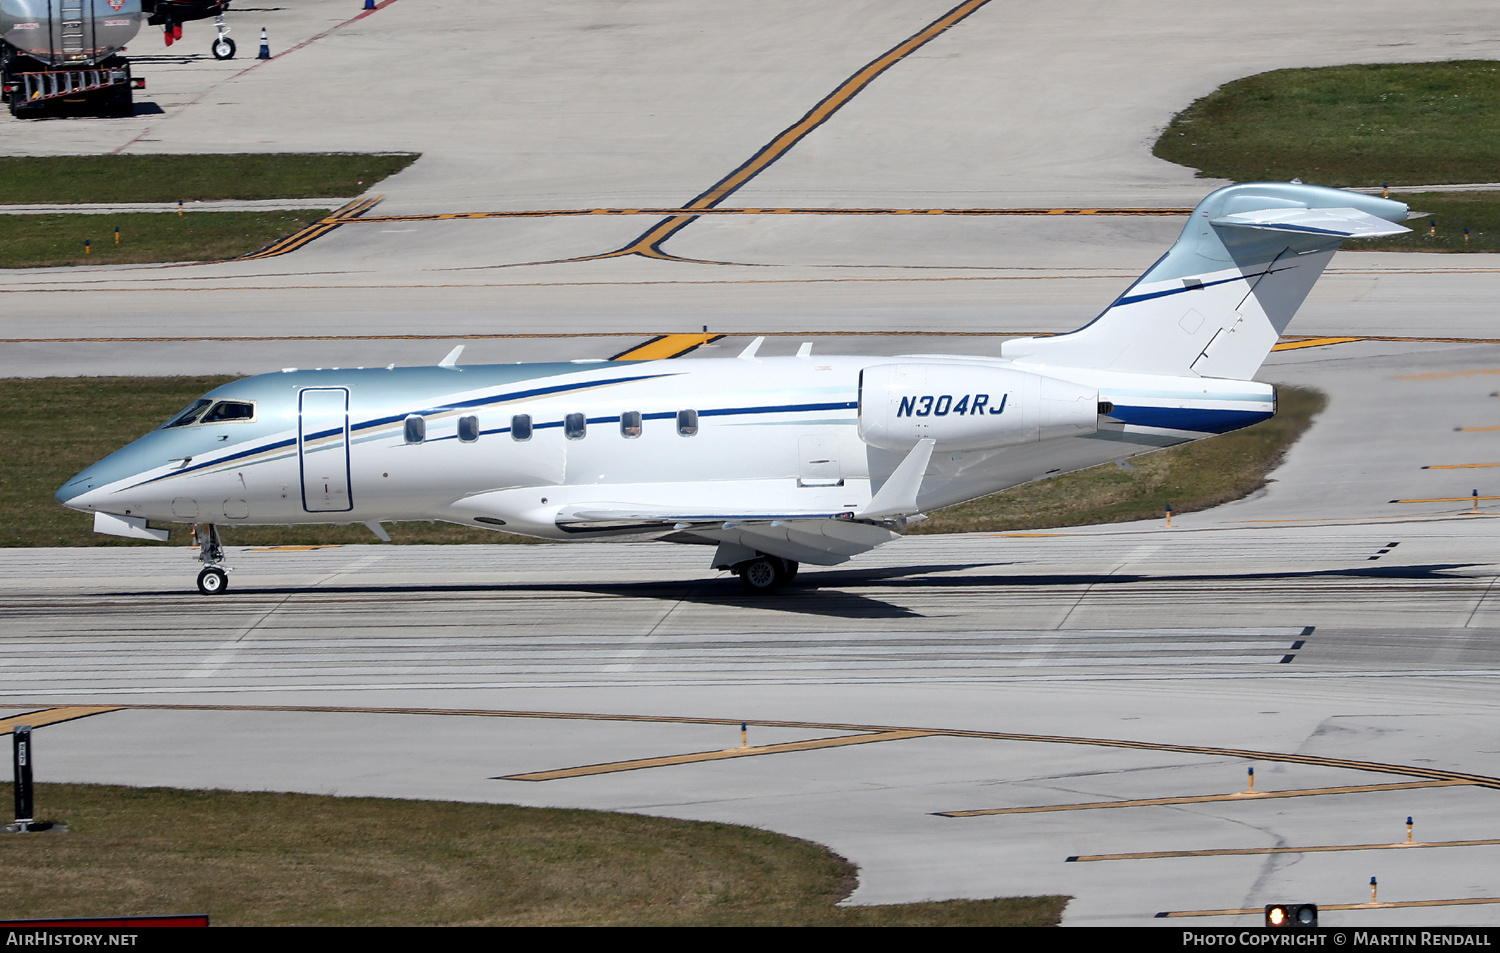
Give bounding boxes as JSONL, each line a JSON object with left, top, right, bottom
{"left": 2, "top": 377, "right": 1322, "bottom": 547}
{"left": 1154, "top": 61, "right": 1500, "bottom": 187}
{"left": 0, "top": 210, "right": 330, "bottom": 268}
{"left": 0, "top": 783, "right": 1065, "bottom": 927}
{"left": 0, "top": 153, "right": 418, "bottom": 204}
{"left": 911, "top": 385, "right": 1324, "bottom": 534}
{"left": 1349, "top": 191, "right": 1500, "bottom": 252}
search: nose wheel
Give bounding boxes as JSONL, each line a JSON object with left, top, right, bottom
{"left": 192, "top": 523, "right": 229, "bottom": 595}
{"left": 197, "top": 566, "right": 228, "bottom": 594}
{"left": 211, "top": 14, "right": 235, "bottom": 59}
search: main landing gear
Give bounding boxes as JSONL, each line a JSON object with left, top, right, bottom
{"left": 734, "top": 555, "right": 799, "bottom": 594}
{"left": 192, "top": 523, "right": 229, "bottom": 595}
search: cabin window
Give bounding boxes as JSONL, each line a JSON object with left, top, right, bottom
{"left": 202, "top": 400, "right": 256, "bottom": 423}
{"left": 160, "top": 399, "right": 212, "bottom": 429}
{"left": 511, "top": 414, "right": 532, "bottom": 441}
{"left": 565, "top": 413, "right": 587, "bottom": 440}
{"left": 458, "top": 415, "right": 479, "bottom": 443}
{"left": 620, "top": 410, "right": 642, "bottom": 438}
{"left": 404, "top": 415, "right": 426, "bottom": 444}
{"left": 676, "top": 409, "right": 698, "bottom": 436}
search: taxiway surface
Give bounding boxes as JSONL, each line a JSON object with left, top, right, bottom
{"left": 5, "top": 520, "right": 1500, "bottom": 926}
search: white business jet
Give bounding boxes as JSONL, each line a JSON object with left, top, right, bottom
{"left": 57, "top": 183, "right": 1408, "bottom": 595}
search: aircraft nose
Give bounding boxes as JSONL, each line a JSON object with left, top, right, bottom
{"left": 56, "top": 440, "right": 150, "bottom": 510}
{"left": 56, "top": 468, "right": 102, "bottom": 508}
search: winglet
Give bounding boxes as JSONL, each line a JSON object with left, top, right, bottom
{"left": 857, "top": 438, "right": 934, "bottom": 520}
{"left": 439, "top": 345, "right": 464, "bottom": 368}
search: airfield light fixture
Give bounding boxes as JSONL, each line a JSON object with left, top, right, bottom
{"left": 1264, "top": 903, "right": 1317, "bottom": 928}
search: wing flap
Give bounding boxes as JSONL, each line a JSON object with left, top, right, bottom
{"left": 557, "top": 503, "right": 845, "bottom": 526}
{"left": 696, "top": 519, "right": 899, "bottom": 566}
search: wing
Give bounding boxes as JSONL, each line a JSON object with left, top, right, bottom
{"left": 555, "top": 504, "right": 900, "bottom": 566}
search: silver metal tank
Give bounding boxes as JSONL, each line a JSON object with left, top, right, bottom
{"left": 1, "top": 0, "right": 143, "bottom": 65}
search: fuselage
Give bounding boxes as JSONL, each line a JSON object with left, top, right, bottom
{"left": 56, "top": 353, "right": 1274, "bottom": 543}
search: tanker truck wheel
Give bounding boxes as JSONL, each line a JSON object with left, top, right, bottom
{"left": 212, "top": 37, "right": 236, "bottom": 60}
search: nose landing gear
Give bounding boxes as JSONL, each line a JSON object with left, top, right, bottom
{"left": 192, "top": 523, "right": 229, "bottom": 594}
{"left": 211, "top": 15, "right": 235, "bottom": 59}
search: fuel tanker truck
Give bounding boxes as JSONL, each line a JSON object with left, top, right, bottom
{"left": 0, "top": 0, "right": 146, "bottom": 117}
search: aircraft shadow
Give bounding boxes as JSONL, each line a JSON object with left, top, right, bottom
{"left": 806, "top": 562, "right": 1483, "bottom": 589}
{"left": 113, "top": 563, "right": 1481, "bottom": 621}
{"left": 126, "top": 563, "right": 1001, "bottom": 620}
{"left": 125, "top": 56, "right": 207, "bottom": 65}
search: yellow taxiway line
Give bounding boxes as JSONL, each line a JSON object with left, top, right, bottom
{"left": 1391, "top": 495, "right": 1500, "bottom": 504}
{"left": 502, "top": 730, "right": 938, "bottom": 781}
{"left": 609, "top": 333, "right": 723, "bottom": 361}
{"left": 232, "top": 196, "right": 383, "bottom": 262}
{"left": 0, "top": 706, "right": 123, "bottom": 734}
{"left": 1269, "top": 336, "right": 1364, "bottom": 351}
{"left": 937, "top": 779, "right": 1468, "bottom": 817}
{"left": 1159, "top": 898, "right": 1500, "bottom": 918}
{"left": 1071, "top": 834, "right": 1500, "bottom": 863}
{"left": 611, "top": 0, "right": 998, "bottom": 261}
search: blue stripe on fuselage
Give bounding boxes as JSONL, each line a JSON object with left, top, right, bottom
{"left": 126, "top": 390, "right": 857, "bottom": 487}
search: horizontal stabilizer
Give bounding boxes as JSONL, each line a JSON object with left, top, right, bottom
{"left": 1210, "top": 206, "right": 1409, "bottom": 238}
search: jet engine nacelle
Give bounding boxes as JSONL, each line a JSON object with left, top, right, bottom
{"left": 858, "top": 363, "right": 1099, "bottom": 452}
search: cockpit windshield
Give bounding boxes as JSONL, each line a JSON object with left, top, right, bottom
{"left": 160, "top": 399, "right": 212, "bottom": 429}
{"left": 202, "top": 400, "right": 256, "bottom": 423}
{"left": 160, "top": 399, "right": 256, "bottom": 429}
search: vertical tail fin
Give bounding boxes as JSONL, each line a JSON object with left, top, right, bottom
{"left": 1003, "top": 183, "right": 1409, "bottom": 378}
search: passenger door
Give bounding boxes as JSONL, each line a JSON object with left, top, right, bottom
{"left": 299, "top": 388, "right": 352, "bottom": 512}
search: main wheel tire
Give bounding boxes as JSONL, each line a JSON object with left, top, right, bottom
{"left": 212, "top": 37, "right": 236, "bottom": 59}
{"left": 197, "top": 566, "right": 228, "bottom": 595}
{"left": 783, "top": 560, "right": 799, "bottom": 582}
{"left": 737, "top": 556, "right": 785, "bottom": 594}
